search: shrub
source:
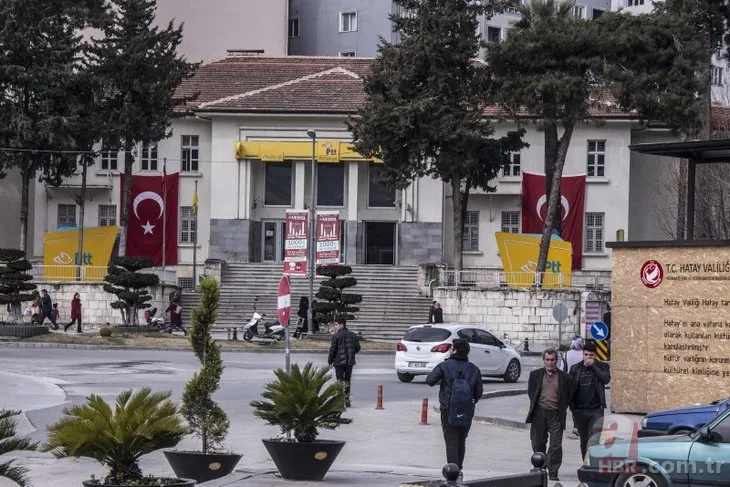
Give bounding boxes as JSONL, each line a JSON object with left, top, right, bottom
{"left": 99, "top": 327, "right": 112, "bottom": 337}
{"left": 0, "top": 249, "right": 37, "bottom": 323}
{"left": 313, "top": 265, "right": 362, "bottom": 329}
{"left": 250, "top": 363, "right": 352, "bottom": 442}
{"left": 180, "top": 278, "right": 230, "bottom": 453}
{"left": 103, "top": 257, "right": 160, "bottom": 326}
{"left": 42, "top": 388, "right": 186, "bottom": 485}
{"left": 0, "top": 409, "right": 38, "bottom": 487}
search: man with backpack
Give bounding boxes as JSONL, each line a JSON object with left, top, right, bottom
{"left": 426, "top": 338, "right": 483, "bottom": 479}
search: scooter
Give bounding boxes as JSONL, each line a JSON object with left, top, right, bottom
{"left": 241, "top": 298, "right": 286, "bottom": 342}
{"left": 145, "top": 307, "right": 167, "bottom": 331}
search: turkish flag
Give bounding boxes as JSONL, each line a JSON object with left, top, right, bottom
{"left": 122, "top": 173, "right": 179, "bottom": 266}
{"left": 521, "top": 171, "right": 586, "bottom": 270}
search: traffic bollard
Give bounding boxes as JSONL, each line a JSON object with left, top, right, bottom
{"left": 375, "top": 385, "right": 384, "bottom": 410}
{"left": 232, "top": 328, "right": 238, "bottom": 341}
{"left": 420, "top": 398, "right": 428, "bottom": 425}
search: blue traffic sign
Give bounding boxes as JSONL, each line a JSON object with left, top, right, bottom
{"left": 590, "top": 321, "right": 609, "bottom": 341}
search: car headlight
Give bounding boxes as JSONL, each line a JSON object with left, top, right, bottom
{"left": 641, "top": 416, "right": 648, "bottom": 429}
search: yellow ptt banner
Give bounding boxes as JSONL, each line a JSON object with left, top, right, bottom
{"left": 495, "top": 232, "right": 573, "bottom": 288}
{"left": 44, "top": 226, "right": 118, "bottom": 280}
{"left": 235, "top": 139, "right": 382, "bottom": 163}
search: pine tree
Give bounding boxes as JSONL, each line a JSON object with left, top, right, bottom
{"left": 103, "top": 256, "right": 160, "bottom": 326}
{"left": 0, "top": 249, "right": 37, "bottom": 323}
{"left": 0, "top": 0, "right": 105, "bottom": 253}
{"left": 348, "top": 0, "right": 525, "bottom": 270}
{"left": 313, "top": 265, "right": 362, "bottom": 327}
{"left": 181, "top": 278, "right": 229, "bottom": 454}
{"left": 88, "top": 0, "right": 197, "bottom": 257}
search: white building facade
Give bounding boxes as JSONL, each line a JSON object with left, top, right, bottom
{"left": 20, "top": 54, "right": 674, "bottom": 280}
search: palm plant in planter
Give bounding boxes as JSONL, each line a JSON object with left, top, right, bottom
{"left": 250, "top": 363, "right": 352, "bottom": 481}
{"left": 164, "top": 278, "right": 241, "bottom": 483}
{"left": 42, "top": 388, "right": 193, "bottom": 487}
{"left": 0, "top": 409, "right": 38, "bottom": 487}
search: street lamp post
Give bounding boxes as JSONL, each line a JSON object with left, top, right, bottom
{"left": 306, "top": 129, "right": 318, "bottom": 336}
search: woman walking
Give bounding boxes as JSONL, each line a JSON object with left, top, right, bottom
{"left": 64, "top": 293, "right": 82, "bottom": 333}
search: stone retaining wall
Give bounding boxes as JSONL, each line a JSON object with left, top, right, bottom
{"left": 0, "top": 282, "right": 181, "bottom": 326}
{"left": 434, "top": 287, "right": 611, "bottom": 351}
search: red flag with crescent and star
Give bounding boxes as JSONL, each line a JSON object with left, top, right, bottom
{"left": 521, "top": 171, "right": 586, "bottom": 270}
{"left": 122, "top": 173, "right": 179, "bottom": 266}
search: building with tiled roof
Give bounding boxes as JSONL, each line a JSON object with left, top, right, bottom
{"left": 24, "top": 53, "right": 700, "bottom": 281}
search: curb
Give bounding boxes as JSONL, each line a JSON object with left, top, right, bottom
{"left": 430, "top": 388, "right": 530, "bottom": 431}
{"left": 0, "top": 341, "right": 395, "bottom": 355}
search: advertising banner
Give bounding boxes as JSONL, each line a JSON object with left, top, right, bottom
{"left": 494, "top": 232, "right": 572, "bottom": 288}
{"left": 43, "top": 226, "right": 119, "bottom": 281}
{"left": 284, "top": 210, "right": 309, "bottom": 276}
{"left": 316, "top": 211, "right": 340, "bottom": 265}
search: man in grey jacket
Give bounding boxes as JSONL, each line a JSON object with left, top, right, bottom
{"left": 328, "top": 319, "right": 360, "bottom": 407}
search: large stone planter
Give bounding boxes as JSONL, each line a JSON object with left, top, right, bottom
{"left": 0, "top": 325, "right": 49, "bottom": 338}
{"left": 164, "top": 450, "right": 242, "bottom": 483}
{"left": 262, "top": 438, "right": 345, "bottom": 481}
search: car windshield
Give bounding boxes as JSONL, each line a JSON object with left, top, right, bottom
{"left": 403, "top": 327, "right": 451, "bottom": 343}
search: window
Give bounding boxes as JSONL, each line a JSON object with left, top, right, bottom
{"left": 592, "top": 8, "right": 604, "bottom": 19}
{"left": 57, "top": 204, "right": 76, "bottom": 228}
{"left": 98, "top": 205, "right": 117, "bottom": 227}
{"left": 340, "top": 11, "right": 357, "bottom": 32}
{"left": 100, "top": 146, "right": 118, "bottom": 170}
{"left": 141, "top": 144, "right": 158, "bottom": 171}
{"left": 473, "top": 329, "right": 499, "bottom": 346}
{"left": 264, "top": 162, "right": 293, "bottom": 206}
{"left": 288, "top": 17, "right": 299, "bottom": 38}
{"left": 709, "top": 412, "right": 730, "bottom": 443}
{"left": 573, "top": 5, "right": 585, "bottom": 18}
{"left": 368, "top": 163, "right": 396, "bottom": 207}
{"left": 503, "top": 152, "right": 521, "bottom": 176}
{"left": 181, "top": 135, "right": 199, "bottom": 172}
{"left": 339, "top": 50, "right": 356, "bottom": 57}
{"left": 317, "top": 163, "right": 345, "bottom": 206}
{"left": 487, "top": 26, "right": 501, "bottom": 43}
{"left": 712, "top": 66, "right": 724, "bottom": 86}
{"left": 501, "top": 211, "right": 520, "bottom": 234}
{"left": 627, "top": 0, "right": 644, "bottom": 5}
{"left": 587, "top": 140, "right": 606, "bottom": 177}
{"left": 405, "top": 327, "right": 451, "bottom": 342}
{"left": 585, "top": 212, "right": 605, "bottom": 253}
{"left": 463, "top": 210, "right": 480, "bottom": 251}
{"left": 180, "top": 206, "right": 197, "bottom": 244}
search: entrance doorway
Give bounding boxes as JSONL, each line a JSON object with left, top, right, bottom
{"left": 364, "top": 222, "right": 396, "bottom": 265}
{"left": 262, "top": 220, "right": 285, "bottom": 262}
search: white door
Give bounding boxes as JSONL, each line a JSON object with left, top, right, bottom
{"left": 472, "top": 329, "right": 508, "bottom": 375}
{"left": 456, "top": 328, "right": 489, "bottom": 375}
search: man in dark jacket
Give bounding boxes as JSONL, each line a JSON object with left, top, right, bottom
{"left": 40, "top": 289, "right": 59, "bottom": 330}
{"left": 328, "top": 319, "right": 360, "bottom": 407}
{"left": 568, "top": 341, "right": 611, "bottom": 460}
{"left": 526, "top": 348, "right": 570, "bottom": 481}
{"left": 426, "top": 339, "right": 483, "bottom": 478}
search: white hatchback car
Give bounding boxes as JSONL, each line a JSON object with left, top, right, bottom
{"left": 394, "top": 323, "right": 523, "bottom": 383}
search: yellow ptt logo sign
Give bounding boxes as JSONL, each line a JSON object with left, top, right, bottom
{"left": 494, "top": 232, "right": 573, "bottom": 288}
{"left": 44, "top": 226, "right": 118, "bottom": 279}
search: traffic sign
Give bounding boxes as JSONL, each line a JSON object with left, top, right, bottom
{"left": 552, "top": 302, "right": 569, "bottom": 323}
{"left": 595, "top": 340, "right": 610, "bottom": 361}
{"left": 590, "top": 321, "right": 609, "bottom": 341}
{"left": 277, "top": 275, "right": 291, "bottom": 328}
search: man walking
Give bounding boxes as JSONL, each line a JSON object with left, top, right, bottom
{"left": 526, "top": 348, "right": 570, "bottom": 481}
{"left": 39, "top": 289, "right": 59, "bottom": 330}
{"left": 328, "top": 319, "right": 360, "bottom": 407}
{"left": 426, "top": 339, "right": 482, "bottom": 479}
{"left": 569, "top": 341, "right": 611, "bottom": 460}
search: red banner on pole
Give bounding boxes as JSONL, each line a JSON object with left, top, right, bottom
{"left": 284, "top": 210, "right": 308, "bottom": 276}
{"left": 316, "top": 211, "right": 340, "bottom": 265}
{"left": 521, "top": 172, "right": 586, "bottom": 270}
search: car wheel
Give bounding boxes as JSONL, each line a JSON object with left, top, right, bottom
{"left": 671, "top": 428, "right": 693, "bottom": 435}
{"left": 503, "top": 359, "right": 521, "bottom": 383}
{"left": 615, "top": 467, "right": 666, "bottom": 487}
{"left": 397, "top": 372, "right": 414, "bottom": 383}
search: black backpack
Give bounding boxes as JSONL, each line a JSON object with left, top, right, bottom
{"left": 445, "top": 360, "right": 474, "bottom": 427}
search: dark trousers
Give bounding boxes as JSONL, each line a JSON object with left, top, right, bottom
{"left": 334, "top": 365, "right": 353, "bottom": 401}
{"left": 41, "top": 311, "right": 58, "bottom": 329}
{"left": 530, "top": 407, "right": 563, "bottom": 476}
{"left": 440, "top": 410, "right": 471, "bottom": 470}
{"left": 574, "top": 408, "right": 604, "bottom": 459}
{"left": 65, "top": 318, "right": 82, "bottom": 332}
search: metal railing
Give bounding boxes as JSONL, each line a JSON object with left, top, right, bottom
{"left": 25, "top": 265, "right": 178, "bottom": 285}
{"left": 438, "top": 268, "right": 611, "bottom": 290}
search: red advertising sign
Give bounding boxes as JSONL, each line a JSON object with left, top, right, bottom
{"left": 316, "top": 211, "right": 340, "bottom": 265}
{"left": 284, "top": 210, "right": 308, "bottom": 276}
{"left": 277, "top": 275, "right": 291, "bottom": 328}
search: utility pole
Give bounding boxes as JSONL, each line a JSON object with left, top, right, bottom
{"left": 306, "top": 129, "right": 318, "bottom": 335}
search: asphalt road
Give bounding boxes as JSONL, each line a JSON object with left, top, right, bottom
{"left": 0, "top": 348, "right": 540, "bottom": 445}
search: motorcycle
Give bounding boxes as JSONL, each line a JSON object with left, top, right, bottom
{"left": 241, "top": 298, "right": 285, "bottom": 342}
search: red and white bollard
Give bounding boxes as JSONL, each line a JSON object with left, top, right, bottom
{"left": 420, "top": 398, "right": 429, "bottom": 425}
{"left": 375, "top": 384, "right": 384, "bottom": 410}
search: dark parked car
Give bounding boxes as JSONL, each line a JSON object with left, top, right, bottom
{"left": 639, "top": 396, "right": 730, "bottom": 437}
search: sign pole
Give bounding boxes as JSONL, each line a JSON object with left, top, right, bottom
{"left": 192, "top": 179, "right": 198, "bottom": 289}
{"left": 307, "top": 130, "right": 318, "bottom": 336}
{"left": 162, "top": 158, "right": 167, "bottom": 270}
